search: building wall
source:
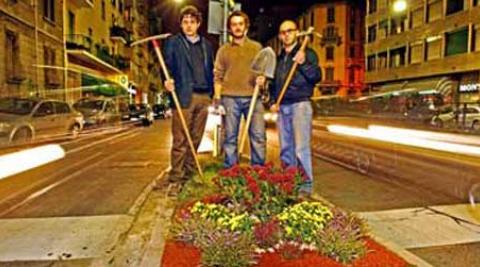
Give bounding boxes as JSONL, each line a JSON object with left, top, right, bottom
{"left": 0, "top": 0, "right": 65, "bottom": 99}
{"left": 266, "top": 1, "right": 366, "bottom": 96}
{"left": 365, "top": 0, "right": 480, "bottom": 84}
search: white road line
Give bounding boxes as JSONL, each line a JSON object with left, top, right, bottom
{"left": 0, "top": 153, "right": 101, "bottom": 209}
{"left": 0, "top": 152, "right": 109, "bottom": 217}
{"left": 66, "top": 129, "right": 139, "bottom": 154}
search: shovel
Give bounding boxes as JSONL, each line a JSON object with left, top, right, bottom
{"left": 238, "top": 47, "right": 277, "bottom": 156}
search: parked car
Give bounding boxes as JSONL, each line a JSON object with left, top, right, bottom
{"left": 0, "top": 97, "right": 84, "bottom": 144}
{"left": 431, "top": 105, "right": 480, "bottom": 131}
{"left": 73, "top": 98, "right": 120, "bottom": 127}
{"left": 137, "top": 104, "right": 154, "bottom": 126}
{"left": 152, "top": 104, "right": 167, "bottom": 119}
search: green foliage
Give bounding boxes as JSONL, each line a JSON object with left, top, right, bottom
{"left": 315, "top": 209, "right": 367, "bottom": 264}
{"left": 197, "top": 230, "right": 257, "bottom": 267}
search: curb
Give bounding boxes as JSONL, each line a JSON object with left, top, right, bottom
{"left": 90, "top": 167, "right": 171, "bottom": 267}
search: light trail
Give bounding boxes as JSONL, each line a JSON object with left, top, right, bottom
{"left": 0, "top": 145, "right": 65, "bottom": 180}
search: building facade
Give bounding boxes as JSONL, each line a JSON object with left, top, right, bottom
{"left": 1, "top": 0, "right": 158, "bottom": 104}
{"left": 0, "top": 0, "right": 66, "bottom": 99}
{"left": 365, "top": 0, "right": 480, "bottom": 106}
{"left": 267, "top": 1, "right": 366, "bottom": 96}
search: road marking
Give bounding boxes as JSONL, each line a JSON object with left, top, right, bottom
{"left": 66, "top": 129, "right": 139, "bottom": 154}
{"left": 0, "top": 152, "right": 109, "bottom": 217}
{"left": 0, "top": 153, "right": 101, "bottom": 210}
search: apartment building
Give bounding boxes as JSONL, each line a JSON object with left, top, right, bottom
{"left": 0, "top": 0, "right": 66, "bottom": 99}
{"left": 365, "top": 0, "right": 480, "bottom": 105}
{"left": 268, "top": 1, "right": 366, "bottom": 96}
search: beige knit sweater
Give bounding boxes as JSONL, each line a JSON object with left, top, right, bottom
{"left": 214, "top": 38, "right": 262, "bottom": 97}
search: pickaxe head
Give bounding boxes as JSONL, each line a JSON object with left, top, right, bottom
{"left": 297, "top": 27, "right": 322, "bottom": 39}
{"left": 129, "top": 33, "right": 172, "bottom": 47}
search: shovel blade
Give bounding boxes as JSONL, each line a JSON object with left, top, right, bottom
{"left": 251, "top": 47, "right": 277, "bottom": 79}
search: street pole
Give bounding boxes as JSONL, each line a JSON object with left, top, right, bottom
{"left": 222, "top": 0, "right": 228, "bottom": 44}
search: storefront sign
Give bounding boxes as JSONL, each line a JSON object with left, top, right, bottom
{"left": 459, "top": 83, "right": 480, "bottom": 93}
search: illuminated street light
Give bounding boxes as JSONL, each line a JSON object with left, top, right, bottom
{"left": 393, "top": 0, "right": 407, "bottom": 13}
{"left": 174, "top": 0, "right": 183, "bottom": 3}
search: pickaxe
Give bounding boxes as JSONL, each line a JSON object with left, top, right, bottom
{"left": 274, "top": 27, "right": 322, "bottom": 107}
{"left": 131, "top": 34, "right": 204, "bottom": 178}
{"left": 238, "top": 47, "right": 277, "bottom": 156}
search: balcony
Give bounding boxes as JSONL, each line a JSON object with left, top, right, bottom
{"left": 69, "top": 0, "right": 93, "bottom": 9}
{"left": 114, "top": 55, "right": 131, "bottom": 70}
{"left": 67, "top": 42, "right": 122, "bottom": 75}
{"left": 110, "top": 26, "right": 130, "bottom": 44}
{"left": 66, "top": 34, "right": 93, "bottom": 52}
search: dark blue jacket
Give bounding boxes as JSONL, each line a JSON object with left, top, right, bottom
{"left": 163, "top": 34, "right": 214, "bottom": 108}
{"left": 271, "top": 45, "right": 322, "bottom": 105}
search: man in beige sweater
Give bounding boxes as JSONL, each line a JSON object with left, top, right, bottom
{"left": 214, "top": 11, "right": 266, "bottom": 168}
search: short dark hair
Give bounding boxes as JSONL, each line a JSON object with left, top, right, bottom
{"left": 179, "top": 5, "right": 202, "bottom": 23}
{"left": 227, "top": 11, "right": 250, "bottom": 30}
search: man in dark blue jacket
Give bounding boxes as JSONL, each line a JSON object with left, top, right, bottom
{"left": 162, "top": 5, "right": 214, "bottom": 186}
{"left": 270, "top": 20, "right": 322, "bottom": 195}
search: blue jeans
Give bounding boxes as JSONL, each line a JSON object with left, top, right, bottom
{"left": 222, "top": 96, "right": 266, "bottom": 168}
{"left": 277, "top": 101, "right": 313, "bottom": 192}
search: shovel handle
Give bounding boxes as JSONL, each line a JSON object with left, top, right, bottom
{"left": 275, "top": 34, "right": 311, "bottom": 107}
{"left": 152, "top": 39, "right": 204, "bottom": 178}
{"left": 239, "top": 84, "right": 261, "bottom": 156}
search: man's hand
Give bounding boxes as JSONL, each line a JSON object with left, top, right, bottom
{"left": 256, "top": 75, "right": 267, "bottom": 88}
{"left": 270, "top": 104, "right": 279, "bottom": 113}
{"left": 293, "top": 50, "right": 306, "bottom": 65}
{"left": 164, "top": 79, "right": 175, "bottom": 92}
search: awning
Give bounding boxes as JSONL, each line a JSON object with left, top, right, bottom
{"left": 82, "top": 74, "right": 127, "bottom": 96}
{"left": 67, "top": 50, "right": 122, "bottom": 75}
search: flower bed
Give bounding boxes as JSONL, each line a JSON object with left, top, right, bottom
{"left": 162, "top": 164, "right": 409, "bottom": 267}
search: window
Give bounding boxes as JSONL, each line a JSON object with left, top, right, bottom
{"left": 101, "top": 1, "right": 106, "bottom": 20}
{"left": 5, "top": 30, "right": 23, "bottom": 82}
{"left": 119, "top": 0, "right": 124, "bottom": 12}
{"left": 474, "top": 26, "right": 480, "bottom": 52}
{"left": 445, "top": 27, "right": 468, "bottom": 56}
{"left": 34, "top": 102, "right": 54, "bottom": 117}
{"left": 367, "top": 55, "right": 376, "bottom": 71}
{"left": 426, "top": 36, "right": 442, "bottom": 60}
{"left": 350, "top": 46, "right": 356, "bottom": 58}
{"left": 349, "top": 68, "right": 355, "bottom": 83}
{"left": 409, "top": 42, "right": 423, "bottom": 64}
{"left": 111, "top": 0, "right": 116, "bottom": 7}
{"left": 378, "top": 20, "right": 389, "bottom": 39}
{"left": 310, "top": 11, "right": 315, "bottom": 27}
{"left": 378, "top": 51, "right": 387, "bottom": 69}
{"left": 350, "top": 25, "right": 356, "bottom": 41}
{"left": 327, "top": 7, "right": 335, "bottom": 23}
{"left": 391, "top": 16, "right": 407, "bottom": 35}
{"left": 378, "top": 0, "right": 387, "bottom": 10}
{"left": 326, "top": 47, "right": 334, "bottom": 61}
{"left": 475, "top": 0, "right": 479, "bottom": 6}
{"left": 42, "top": 0, "right": 55, "bottom": 22}
{"left": 54, "top": 102, "right": 71, "bottom": 114}
{"left": 390, "top": 47, "right": 406, "bottom": 68}
{"left": 325, "top": 67, "right": 334, "bottom": 81}
{"left": 427, "top": 0, "right": 442, "bottom": 22}
{"left": 410, "top": 8, "right": 424, "bottom": 29}
{"left": 368, "top": 25, "right": 377, "bottom": 43}
{"left": 446, "top": 0, "right": 464, "bottom": 15}
{"left": 369, "top": 0, "right": 377, "bottom": 14}
{"left": 44, "top": 47, "right": 59, "bottom": 87}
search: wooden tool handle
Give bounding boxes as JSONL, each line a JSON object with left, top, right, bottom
{"left": 152, "top": 39, "right": 204, "bottom": 178}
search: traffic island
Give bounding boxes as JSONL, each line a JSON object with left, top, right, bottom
{"left": 160, "top": 163, "right": 409, "bottom": 267}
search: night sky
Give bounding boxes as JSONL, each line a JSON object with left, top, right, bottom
{"left": 150, "top": 0, "right": 364, "bottom": 47}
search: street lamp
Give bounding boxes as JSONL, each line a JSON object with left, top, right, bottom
{"left": 173, "top": 0, "right": 183, "bottom": 3}
{"left": 393, "top": 0, "right": 407, "bottom": 13}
